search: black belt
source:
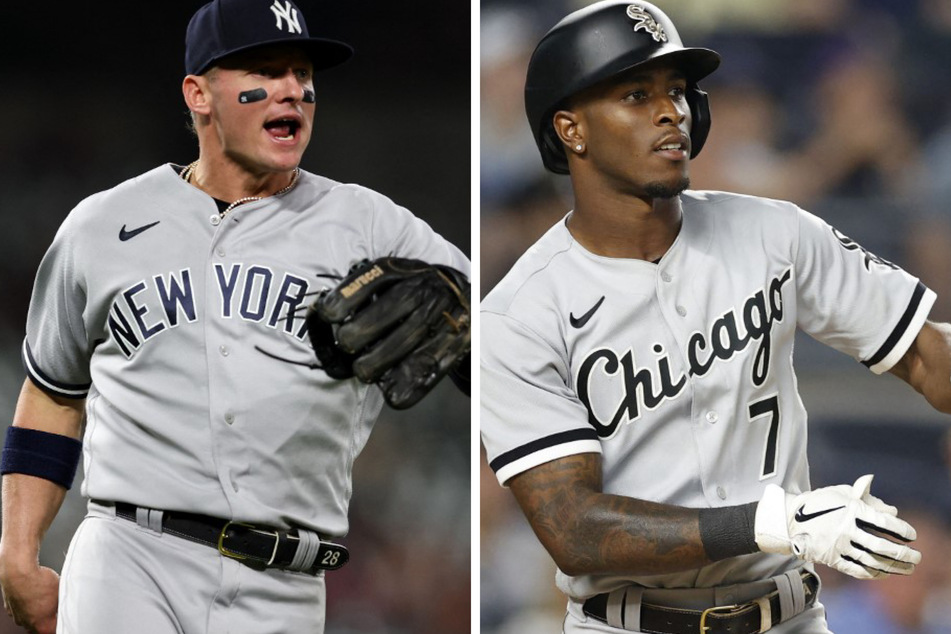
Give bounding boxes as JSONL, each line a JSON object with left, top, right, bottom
{"left": 583, "top": 572, "right": 819, "bottom": 634}
{"left": 105, "top": 501, "right": 349, "bottom": 575}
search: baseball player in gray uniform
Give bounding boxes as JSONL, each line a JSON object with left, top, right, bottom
{"left": 480, "top": 2, "right": 951, "bottom": 633}
{"left": 0, "top": 1, "right": 469, "bottom": 633}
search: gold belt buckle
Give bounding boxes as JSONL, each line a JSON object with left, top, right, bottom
{"left": 699, "top": 604, "right": 740, "bottom": 633}
{"left": 217, "top": 521, "right": 280, "bottom": 565}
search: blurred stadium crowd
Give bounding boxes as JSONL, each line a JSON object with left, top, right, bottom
{"left": 0, "top": 2, "right": 469, "bottom": 633}
{"left": 481, "top": 0, "right": 951, "bottom": 632}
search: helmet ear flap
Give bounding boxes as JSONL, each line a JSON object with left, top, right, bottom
{"left": 687, "top": 85, "right": 711, "bottom": 158}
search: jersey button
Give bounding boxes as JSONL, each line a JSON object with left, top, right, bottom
{"left": 717, "top": 486, "right": 727, "bottom": 500}
{"left": 660, "top": 271, "right": 672, "bottom": 283}
{"left": 216, "top": 247, "right": 226, "bottom": 257}
{"left": 705, "top": 411, "right": 719, "bottom": 424}
{"left": 224, "top": 412, "right": 235, "bottom": 425}
{"left": 676, "top": 305, "right": 687, "bottom": 317}
{"left": 210, "top": 215, "right": 221, "bottom": 226}
{"left": 219, "top": 345, "right": 230, "bottom": 357}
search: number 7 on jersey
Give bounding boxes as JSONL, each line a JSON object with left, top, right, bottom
{"left": 749, "top": 395, "right": 780, "bottom": 480}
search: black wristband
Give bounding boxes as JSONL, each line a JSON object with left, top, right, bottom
{"left": 1, "top": 426, "right": 83, "bottom": 490}
{"left": 699, "top": 502, "right": 759, "bottom": 561}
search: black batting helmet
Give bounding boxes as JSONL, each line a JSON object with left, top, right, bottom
{"left": 525, "top": 1, "right": 721, "bottom": 174}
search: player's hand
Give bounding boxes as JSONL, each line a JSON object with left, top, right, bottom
{"left": 753, "top": 474, "right": 921, "bottom": 579}
{"left": 0, "top": 561, "right": 59, "bottom": 634}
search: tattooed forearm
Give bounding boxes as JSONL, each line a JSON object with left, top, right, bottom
{"left": 509, "top": 453, "right": 710, "bottom": 576}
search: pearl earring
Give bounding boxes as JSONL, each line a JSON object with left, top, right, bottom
{"left": 575, "top": 144, "right": 583, "bottom": 152}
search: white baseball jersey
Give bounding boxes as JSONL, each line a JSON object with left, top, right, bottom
{"left": 480, "top": 190, "right": 934, "bottom": 599}
{"left": 24, "top": 164, "right": 469, "bottom": 538}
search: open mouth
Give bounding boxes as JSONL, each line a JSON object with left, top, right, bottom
{"left": 264, "top": 118, "right": 301, "bottom": 141}
{"left": 652, "top": 136, "right": 689, "bottom": 160}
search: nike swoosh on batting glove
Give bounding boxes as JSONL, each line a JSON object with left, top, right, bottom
{"left": 754, "top": 474, "right": 921, "bottom": 580}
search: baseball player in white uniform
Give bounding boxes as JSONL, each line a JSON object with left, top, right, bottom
{"left": 480, "top": 2, "right": 951, "bottom": 633}
{"left": 0, "top": 1, "right": 469, "bottom": 633}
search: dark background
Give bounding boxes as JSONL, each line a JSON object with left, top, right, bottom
{"left": 0, "top": 2, "right": 471, "bottom": 632}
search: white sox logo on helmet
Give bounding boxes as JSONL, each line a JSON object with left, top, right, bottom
{"left": 626, "top": 4, "right": 668, "bottom": 43}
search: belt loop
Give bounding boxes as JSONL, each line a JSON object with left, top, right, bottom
{"left": 605, "top": 588, "right": 625, "bottom": 629}
{"left": 755, "top": 596, "right": 772, "bottom": 632}
{"left": 623, "top": 587, "right": 642, "bottom": 631}
{"left": 135, "top": 506, "right": 164, "bottom": 534}
{"left": 135, "top": 506, "right": 149, "bottom": 529}
{"left": 784, "top": 570, "right": 806, "bottom": 617}
{"left": 774, "top": 571, "right": 794, "bottom": 621}
{"left": 148, "top": 509, "right": 164, "bottom": 535}
{"left": 288, "top": 530, "right": 321, "bottom": 572}
{"left": 773, "top": 569, "right": 810, "bottom": 623}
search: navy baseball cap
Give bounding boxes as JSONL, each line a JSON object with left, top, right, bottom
{"left": 185, "top": 0, "right": 353, "bottom": 75}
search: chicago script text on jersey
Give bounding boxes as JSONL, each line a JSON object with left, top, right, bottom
{"left": 576, "top": 269, "right": 792, "bottom": 438}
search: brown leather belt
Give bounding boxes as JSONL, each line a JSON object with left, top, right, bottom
{"left": 103, "top": 501, "right": 349, "bottom": 575}
{"left": 582, "top": 572, "right": 819, "bottom": 633}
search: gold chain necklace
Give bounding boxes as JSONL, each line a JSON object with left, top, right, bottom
{"left": 180, "top": 160, "right": 301, "bottom": 217}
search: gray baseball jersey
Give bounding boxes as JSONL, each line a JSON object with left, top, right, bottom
{"left": 480, "top": 190, "right": 934, "bottom": 599}
{"left": 24, "top": 163, "right": 469, "bottom": 538}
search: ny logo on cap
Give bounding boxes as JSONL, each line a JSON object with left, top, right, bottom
{"left": 626, "top": 5, "right": 667, "bottom": 43}
{"left": 270, "top": 0, "right": 302, "bottom": 34}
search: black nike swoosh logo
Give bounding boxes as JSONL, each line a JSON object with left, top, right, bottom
{"left": 795, "top": 504, "right": 846, "bottom": 522}
{"left": 119, "top": 221, "right": 161, "bottom": 241}
{"left": 569, "top": 296, "right": 606, "bottom": 329}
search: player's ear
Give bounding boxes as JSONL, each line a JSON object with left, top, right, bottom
{"left": 553, "top": 110, "right": 584, "bottom": 155}
{"left": 183, "top": 74, "right": 213, "bottom": 117}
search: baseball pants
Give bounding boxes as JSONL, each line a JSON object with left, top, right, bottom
{"left": 57, "top": 501, "right": 327, "bottom": 634}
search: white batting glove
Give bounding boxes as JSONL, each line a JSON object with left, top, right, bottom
{"left": 754, "top": 474, "right": 921, "bottom": 579}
